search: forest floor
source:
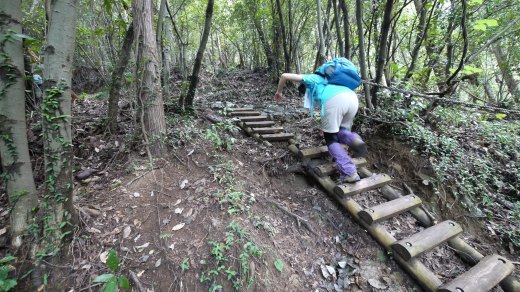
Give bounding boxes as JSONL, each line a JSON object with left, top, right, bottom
{"left": 1, "top": 69, "right": 518, "bottom": 291}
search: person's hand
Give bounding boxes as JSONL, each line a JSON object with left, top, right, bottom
{"left": 275, "top": 92, "right": 282, "bottom": 102}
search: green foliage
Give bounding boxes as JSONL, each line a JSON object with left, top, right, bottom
{"left": 0, "top": 256, "right": 17, "bottom": 292}
{"left": 274, "top": 259, "right": 284, "bottom": 272}
{"left": 93, "top": 250, "right": 130, "bottom": 291}
{"left": 181, "top": 258, "right": 190, "bottom": 271}
{"left": 473, "top": 19, "right": 498, "bottom": 31}
{"left": 203, "top": 222, "right": 263, "bottom": 290}
{"left": 205, "top": 120, "right": 239, "bottom": 151}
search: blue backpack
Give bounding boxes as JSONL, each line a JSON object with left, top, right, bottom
{"left": 314, "top": 57, "right": 361, "bottom": 90}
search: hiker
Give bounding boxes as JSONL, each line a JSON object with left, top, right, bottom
{"left": 274, "top": 60, "right": 367, "bottom": 183}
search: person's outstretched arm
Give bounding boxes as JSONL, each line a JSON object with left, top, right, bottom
{"left": 275, "top": 73, "right": 303, "bottom": 101}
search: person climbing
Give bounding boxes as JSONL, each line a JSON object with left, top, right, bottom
{"left": 274, "top": 59, "right": 367, "bottom": 183}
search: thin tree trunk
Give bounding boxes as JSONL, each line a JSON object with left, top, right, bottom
{"left": 316, "top": 0, "right": 327, "bottom": 65}
{"left": 356, "top": 0, "right": 372, "bottom": 109}
{"left": 133, "top": 0, "right": 167, "bottom": 156}
{"left": 42, "top": 0, "right": 78, "bottom": 252}
{"left": 0, "top": 0, "right": 38, "bottom": 248}
{"left": 493, "top": 44, "right": 519, "bottom": 102}
{"left": 162, "top": 20, "right": 171, "bottom": 100}
{"left": 403, "top": 0, "right": 432, "bottom": 81}
{"left": 339, "top": 0, "right": 350, "bottom": 58}
{"left": 107, "top": 23, "right": 134, "bottom": 134}
{"left": 372, "top": 0, "right": 394, "bottom": 106}
{"left": 184, "top": 0, "right": 214, "bottom": 110}
{"left": 253, "top": 18, "right": 276, "bottom": 75}
{"left": 276, "top": 0, "right": 291, "bottom": 71}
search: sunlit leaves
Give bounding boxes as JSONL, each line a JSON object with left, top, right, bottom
{"left": 473, "top": 19, "right": 498, "bottom": 31}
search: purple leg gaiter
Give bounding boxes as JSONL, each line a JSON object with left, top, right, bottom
{"left": 328, "top": 142, "right": 357, "bottom": 176}
{"left": 338, "top": 128, "right": 361, "bottom": 146}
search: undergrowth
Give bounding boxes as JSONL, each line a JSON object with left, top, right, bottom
{"left": 370, "top": 94, "right": 520, "bottom": 248}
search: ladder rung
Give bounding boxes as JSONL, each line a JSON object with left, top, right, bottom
{"left": 391, "top": 220, "right": 462, "bottom": 260}
{"left": 438, "top": 254, "right": 514, "bottom": 292}
{"left": 230, "top": 107, "right": 254, "bottom": 112}
{"left": 252, "top": 127, "right": 284, "bottom": 134}
{"left": 229, "top": 111, "right": 261, "bottom": 117}
{"left": 243, "top": 121, "right": 275, "bottom": 127}
{"left": 239, "top": 115, "right": 268, "bottom": 122}
{"left": 358, "top": 194, "right": 423, "bottom": 225}
{"left": 333, "top": 173, "right": 391, "bottom": 197}
{"left": 314, "top": 158, "right": 367, "bottom": 176}
{"left": 261, "top": 133, "right": 294, "bottom": 141}
{"left": 298, "top": 144, "right": 348, "bottom": 159}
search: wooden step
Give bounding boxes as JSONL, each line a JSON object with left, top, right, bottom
{"left": 358, "top": 194, "right": 423, "bottom": 225}
{"left": 438, "top": 254, "right": 514, "bottom": 292}
{"left": 261, "top": 133, "right": 294, "bottom": 141}
{"left": 230, "top": 107, "right": 254, "bottom": 112}
{"left": 239, "top": 115, "right": 268, "bottom": 122}
{"left": 314, "top": 158, "right": 368, "bottom": 176}
{"left": 298, "top": 145, "right": 348, "bottom": 159}
{"left": 243, "top": 121, "right": 275, "bottom": 127}
{"left": 333, "top": 173, "right": 391, "bottom": 197}
{"left": 391, "top": 220, "right": 462, "bottom": 261}
{"left": 229, "top": 111, "right": 261, "bottom": 117}
{"left": 252, "top": 127, "right": 284, "bottom": 134}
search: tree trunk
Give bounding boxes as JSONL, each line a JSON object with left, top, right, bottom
{"left": 0, "top": 0, "right": 38, "bottom": 248}
{"left": 339, "top": 0, "right": 350, "bottom": 58}
{"left": 355, "top": 0, "right": 372, "bottom": 109}
{"left": 133, "top": 0, "right": 167, "bottom": 156}
{"left": 276, "top": 0, "right": 291, "bottom": 71}
{"left": 162, "top": 20, "right": 171, "bottom": 100}
{"left": 493, "top": 44, "right": 519, "bottom": 102}
{"left": 316, "top": 0, "right": 327, "bottom": 65}
{"left": 42, "top": 0, "right": 78, "bottom": 252}
{"left": 403, "top": 0, "right": 430, "bottom": 82}
{"left": 184, "top": 0, "right": 214, "bottom": 110}
{"left": 253, "top": 18, "right": 276, "bottom": 75}
{"left": 372, "top": 0, "right": 394, "bottom": 106}
{"left": 107, "top": 23, "right": 134, "bottom": 134}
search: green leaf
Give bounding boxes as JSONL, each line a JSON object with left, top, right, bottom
{"left": 495, "top": 113, "right": 507, "bottom": 120}
{"left": 93, "top": 274, "right": 115, "bottom": 283}
{"left": 468, "top": 0, "right": 483, "bottom": 5}
{"left": 106, "top": 250, "right": 120, "bottom": 272}
{"left": 118, "top": 275, "right": 130, "bottom": 289}
{"left": 474, "top": 19, "right": 499, "bottom": 31}
{"left": 0, "top": 256, "right": 16, "bottom": 264}
{"left": 14, "top": 33, "right": 34, "bottom": 40}
{"left": 274, "top": 259, "right": 284, "bottom": 272}
{"left": 105, "top": 277, "right": 118, "bottom": 292}
{"left": 181, "top": 258, "right": 190, "bottom": 271}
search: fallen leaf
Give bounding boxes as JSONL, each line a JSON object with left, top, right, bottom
{"left": 184, "top": 208, "right": 193, "bottom": 218}
{"left": 173, "top": 199, "right": 182, "bottom": 206}
{"left": 180, "top": 179, "right": 189, "bottom": 190}
{"left": 133, "top": 192, "right": 141, "bottom": 197}
{"left": 134, "top": 234, "right": 141, "bottom": 242}
{"left": 0, "top": 227, "right": 6, "bottom": 236}
{"left": 123, "top": 226, "right": 131, "bottom": 238}
{"left": 172, "top": 223, "right": 185, "bottom": 231}
{"left": 155, "top": 258, "right": 162, "bottom": 267}
{"left": 162, "top": 218, "right": 171, "bottom": 225}
{"left": 137, "top": 270, "right": 145, "bottom": 277}
{"left": 338, "top": 261, "right": 347, "bottom": 268}
{"left": 368, "top": 278, "right": 388, "bottom": 290}
{"left": 135, "top": 242, "right": 150, "bottom": 251}
{"left": 150, "top": 191, "right": 154, "bottom": 197}
{"left": 99, "top": 251, "right": 109, "bottom": 263}
{"left": 174, "top": 208, "right": 183, "bottom": 214}
{"left": 87, "top": 227, "right": 101, "bottom": 234}
{"left": 168, "top": 244, "right": 175, "bottom": 250}
{"left": 321, "top": 264, "right": 330, "bottom": 279}
{"left": 187, "top": 149, "right": 194, "bottom": 156}
{"left": 326, "top": 265, "right": 336, "bottom": 278}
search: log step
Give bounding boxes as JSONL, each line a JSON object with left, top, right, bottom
{"left": 438, "top": 254, "right": 514, "bottom": 292}
{"left": 333, "top": 173, "right": 391, "bottom": 197}
{"left": 243, "top": 121, "right": 275, "bottom": 127}
{"left": 230, "top": 107, "right": 254, "bottom": 112}
{"left": 358, "top": 194, "right": 423, "bottom": 225}
{"left": 391, "top": 220, "right": 462, "bottom": 261}
{"left": 252, "top": 127, "right": 284, "bottom": 134}
{"left": 298, "top": 145, "right": 348, "bottom": 159}
{"left": 229, "top": 111, "right": 261, "bottom": 117}
{"left": 239, "top": 115, "right": 268, "bottom": 122}
{"left": 261, "top": 133, "right": 294, "bottom": 141}
{"left": 314, "top": 158, "right": 368, "bottom": 176}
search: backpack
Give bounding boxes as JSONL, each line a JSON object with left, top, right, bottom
{"left": 314, "top": 57, "right": 361, "bottom": 90}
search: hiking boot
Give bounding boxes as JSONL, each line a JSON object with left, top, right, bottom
{"left": 340, "top": 173, "right": 361, "bottom": 183}
{"left": 351, "top": 138, "right": 368, "bottom": 158}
